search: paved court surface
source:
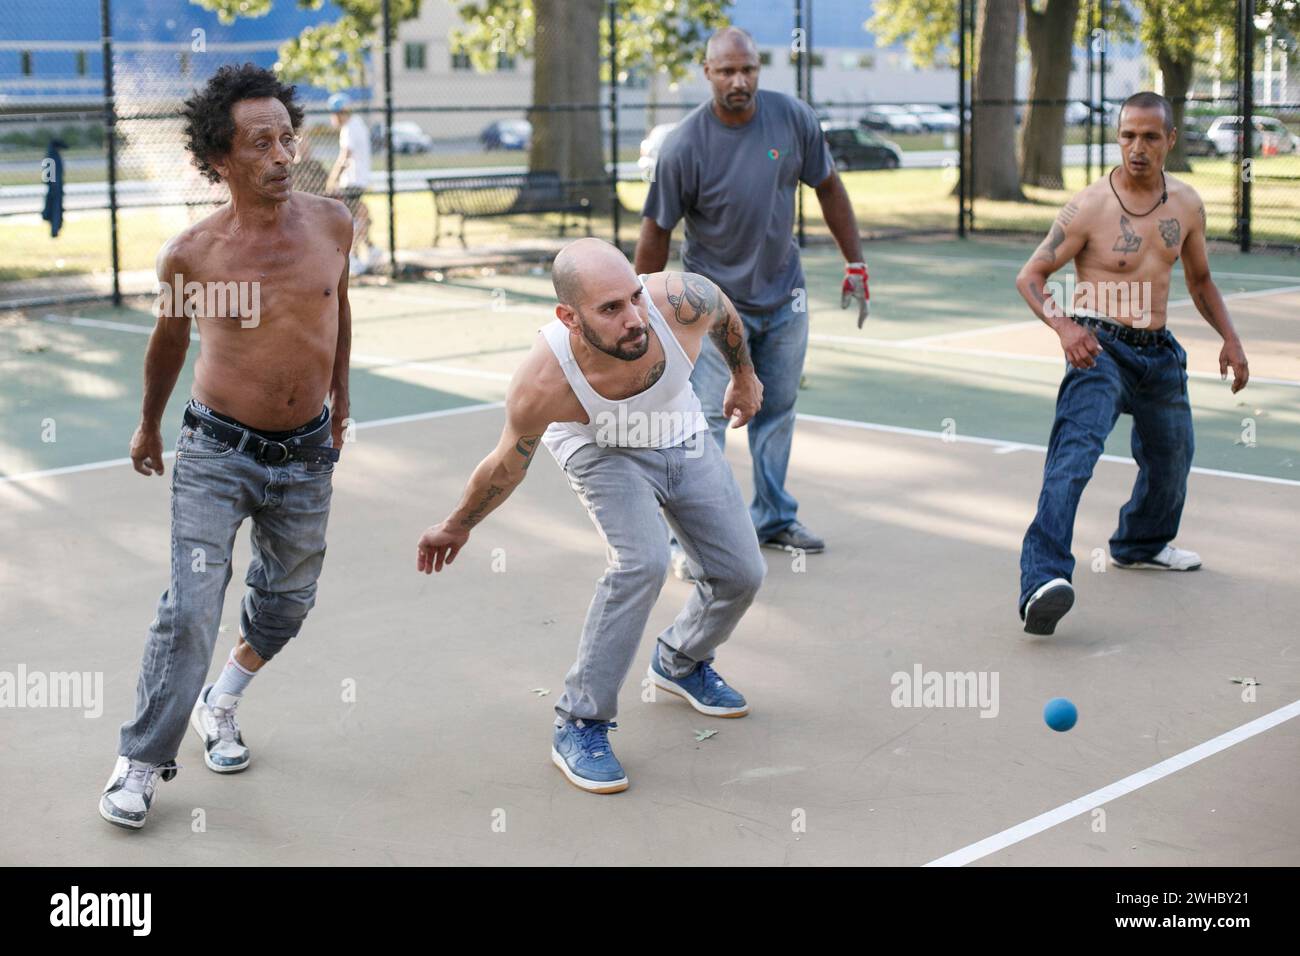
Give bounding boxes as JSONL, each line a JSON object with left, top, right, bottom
{"left": 2, "top": 408, "right": 1297, "bottom": 866}
{"left": 2, "top": 239, "right": 1297, "bottom": 866}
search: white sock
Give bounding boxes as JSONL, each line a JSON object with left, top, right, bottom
{"left": 207, "top": 649, "right": 256, "bottom": 705}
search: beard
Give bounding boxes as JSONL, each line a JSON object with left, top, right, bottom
{"left": 578, "top": 313, "right": 650, "bottom": 361}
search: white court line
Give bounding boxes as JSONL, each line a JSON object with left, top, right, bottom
{"left": 352, "top": 351, "right": 514, "bottom": 382}
{"left": 42, "top": 312, "right": 1296, "bottom": 391}
{"left": 795, "top": 413, "right": 1300, "bottom": 487}
{"left": 0, "top": 402, "right": 502, "bottom": 486}
{"left": 891, "top": 282, "right": 1300, "bottom": 348}
{"left": 809, "top": 334, "right": 1300, "bottom": 388}
{"left": 868, "top": 249, "right": 1300, "bottom": 284}
{"left": 7, "top": 401, "right": 1296, "bottom": 489}
{"left": 924, "top": 698, "right": 1300, "bottom": 867}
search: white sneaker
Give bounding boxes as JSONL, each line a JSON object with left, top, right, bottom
{"left": 1111, "top": 545, "right": 1202, "bottom": 571}
{"left": 190, "top": 684, "right": 251, "bottom": 773}
{"left": 1022, "top": 578, "right": 1075, "bottom": 635}
{"left": 98, "top": 755, "right": 177, "bottom": 829}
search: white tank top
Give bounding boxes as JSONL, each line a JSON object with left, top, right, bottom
{"left": 540, "top": 275, "right": 708, "bottom": 468}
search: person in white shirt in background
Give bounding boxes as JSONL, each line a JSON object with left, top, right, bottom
{"left": 326, "top": 93, "right": 380, "bottom": 275}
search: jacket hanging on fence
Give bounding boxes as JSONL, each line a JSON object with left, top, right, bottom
{"left": 41, "top": 138, "right": 66, "bottom": 238}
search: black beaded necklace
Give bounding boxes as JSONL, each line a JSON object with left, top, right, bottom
{"left": 1108, "top": 166, "right": 1167, "bottom": 217}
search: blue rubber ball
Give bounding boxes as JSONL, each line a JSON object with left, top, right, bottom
{"left": 1044, "top": 697, "right": 1078, "bottom": 732}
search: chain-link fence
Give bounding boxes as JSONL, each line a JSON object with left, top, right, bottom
{"left": 1, "top": 0, "right": 1296, "bottom": 307}
{"left": 957, "top": 0, "right": 1299, "bottom": 250}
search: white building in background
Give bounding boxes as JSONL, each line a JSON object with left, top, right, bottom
{"left": 374, "top": 0, "right": 1153, "bottom": 144}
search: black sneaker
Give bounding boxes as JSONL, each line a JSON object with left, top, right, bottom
{"left": 1022, "top": 578, "right": 1075, "bottom": 635}
{"left": 761, "top": 520, "right": 825, "bottom": 554}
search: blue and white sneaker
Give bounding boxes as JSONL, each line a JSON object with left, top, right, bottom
{"left": 648, "top": 653, "right": 749, "bottom": 717}
{"left": 98, "top": 755, "right": 178, "bottom": 830}
{"left": 190, "top": 684, "right": 251, "bottom": 773}
{"left": 551, "top": 718, "right": 629, "bottom": 794}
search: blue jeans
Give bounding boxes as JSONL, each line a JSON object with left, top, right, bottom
{"left": 690, "top": 299, "right": 808, "bottom": 540}
{"left": 117, "top": 406, "right": 335, "bottom": 764}
{"left": 1019, "top": 328, "right": 1194, "bottom": 613}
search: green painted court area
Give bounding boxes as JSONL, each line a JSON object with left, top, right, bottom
{"left": 3, "top": 238, "right": 1298, "bottom": 483}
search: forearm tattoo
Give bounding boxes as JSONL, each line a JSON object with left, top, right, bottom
{"left": 709, "top": 311, "right": 752, "bottom": 372}
{"left": 460, "top": 484, "right": 504, "bottom": 528}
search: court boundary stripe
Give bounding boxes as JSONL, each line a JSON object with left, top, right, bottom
{"left": 795, "top": 413, "right": 1300, "bottom": 487}
{"left": 923, "top": 697, "right": 1300, "bottom": 867}
{"left": 5, "top": 401, "right": 1297, "bottom": 488}
{"left": 808, "top": 334, "right": 1300, "bottom": 388}
{"left": 0, "top": 402, "right": 503, "bottom": 485}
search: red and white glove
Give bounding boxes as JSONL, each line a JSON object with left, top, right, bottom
{"left": 841, "top": 261, "right": 870, "bottom": 328}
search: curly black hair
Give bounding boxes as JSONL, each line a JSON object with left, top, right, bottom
{"left": 182, "top": 63, "right": 305, "bottom": 183}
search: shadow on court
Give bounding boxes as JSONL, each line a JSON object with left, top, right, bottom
{"left": 2, "top": 408, "right": 1297, "bottom": 866}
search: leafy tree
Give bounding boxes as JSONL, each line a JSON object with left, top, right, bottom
{"left": 191, "top": 0, "right": 424, "bottom": 91}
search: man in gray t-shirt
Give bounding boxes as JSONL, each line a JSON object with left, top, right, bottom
{"left": 635, "top": 26, "right": 870, "bottom": 565}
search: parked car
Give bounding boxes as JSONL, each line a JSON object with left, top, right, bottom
{"left": 860, "top": 105, "right": 925, "bottom": 135}
{"left": 638, "top": 122, "right": 678, "bottom": 177}
{"left": 1064, "top": 101, "right": 1120, "bottom": 126}
{"left": 389, "top": 121, "right": 433, "bottom": 154}
{"left": 905, "top": 104, "right": 958, "bottom": 132}
{"left": 822, "top": 122, "right": 902, "bottom": 170}
{"left": 1181, "top": 125, "right": 1219, "bottom": 157}
{"left": 480, "top": 119, "right": 532, "bottom": 151}
{"left": 1205, "top": 115, "right": 1299, "bottom": 155}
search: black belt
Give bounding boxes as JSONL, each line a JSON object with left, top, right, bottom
{"left": 1072, "top": 314, "right": 1169, "bottom": 347}
{"left": 183, "top": 407, "right": 339, "bottom": 465}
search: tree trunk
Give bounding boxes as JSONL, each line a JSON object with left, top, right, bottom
{"left": 1157, "top": 53, "right": 1194, "bottom": 173}
{"left": 973, "top": 0, "right": 1025, "bottom": 199}
{"left": 1020, "top": 0, "right": 1080, "bottom": 188}
{"left": 530, "top": 0, "right": 610, "bottom": 213}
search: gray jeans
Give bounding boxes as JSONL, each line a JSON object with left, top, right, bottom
{"left": 557, "top": 436, "right": 766, "bottom": 722}
{"left": 117, "top": 411, "right": 334, "bottom": 764}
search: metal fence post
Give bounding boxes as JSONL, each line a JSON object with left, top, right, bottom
{"left": 1240, "top": 0, "right": 1254, "bottom": 252}
{"left": 1085, "top": 0, "right": 1095, "bottom": 182}
{"left": 795, "top": 0, "right": 805, "bottom": 248}
{"left": 957, "top": 0, "right": 966, "bottom": 237}
{"left": 1098, "top": 0, "right": 1107, "bottom": 155}
{"left": 608, "top": 0, "right": 619, "bottom": 249}
{"left": 381, "top": 0, "right": 397, "bottom": 277}
{"left": 99, "top": 0, "right": 121, "bottom": 306}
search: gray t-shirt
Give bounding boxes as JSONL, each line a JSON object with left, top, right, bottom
{"left": 642, "top": 90, "right": 833, "bottom": 313}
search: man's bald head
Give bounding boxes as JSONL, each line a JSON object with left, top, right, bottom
{"left": 551, "top": 237, "right": 634, "bottom": 310}
{"left": 705, "top": 26, "right": 758, "bottom": 64}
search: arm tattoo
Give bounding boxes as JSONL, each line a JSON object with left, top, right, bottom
{"left": 1158, "top": 217, "right": 1181, "bottom": 248}
{"left": 643, "top": 361, "right": 665, "bottom": 389}
{"left": 1034, "top": 222, "right": 1067, "bottom": 264}
{"left": 513, "top": 434, "right": 540, "bottom": 471}
{"left": 709, "top": 312, "right": 752, "bottom": 372}
{"left": 666, "top": 273, "right": 726, "bottom": 326}
{"left": 1112, "top": 215, "right": 1142, "bottom": 253}
{"left": 1057, "top": 200, "right": 1080, "bottom": 226}
{"left": 1198, "top": 203, "right": 1207, "bottom": 230}
{"left": 459, "top": 484, "right": 504, "bottom": 528}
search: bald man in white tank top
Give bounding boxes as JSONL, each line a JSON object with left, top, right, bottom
{"left": 415, "top": 238, "right": 766, "bottom": 794}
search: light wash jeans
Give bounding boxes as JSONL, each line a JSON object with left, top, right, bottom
{"left": 556, "top": 436, "right": 766, "bottom": 722}
{"left": 117, "top": 406, "right": 335, "bottom": 764}
{"left": 690, "top": 298, "right": 809, "bottom": 540}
